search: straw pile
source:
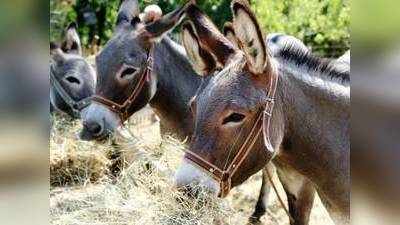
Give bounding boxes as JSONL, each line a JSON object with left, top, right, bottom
{"left": 50, "top": 110, "right": 333, "bottom": 225}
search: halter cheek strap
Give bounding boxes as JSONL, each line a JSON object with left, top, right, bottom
{"left": 50, "top": 66, "right": 91, "bottom": 118}
{"left": 263, "top": 71, "right": 278, "bottom": 156}
{"left": 185, "top": 110, "right": 265, "bottom": 197}
{"left": 91, "top": 45, "right": 155, "bottom": 122}
{"left": 184, "top": 70, "right": 278, "bottom": 197}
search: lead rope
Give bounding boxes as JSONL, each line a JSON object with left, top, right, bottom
{"left": 265, "top": 165, "right": 295, "bottom": 223}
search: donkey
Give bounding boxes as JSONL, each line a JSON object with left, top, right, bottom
{"left": 79, "top": 0, "right": 201, "bottom": 141}
{"left": 78, "top": 1, "right": 282, "bottom": 222}
{"left": 175, "top": 2, "right": 349, "bottom": 225}
{"left": 50, "top": 22, "right": 96, "bottom": 118}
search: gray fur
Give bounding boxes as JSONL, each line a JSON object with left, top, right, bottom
{"left": 50, "top": 24, "right": 96, "bottom": 118}
{"left": 80, "top": 30, "right": 201, "bottom": 140}
{"left": 184, "top": 54, "right": 350, "bottom": 223}
{"left": 266, "top": 33, "right": 309, "bottom": 56}
{"left": 274, "top": 55, "right": 350, "bottom": 224}
{"left": 80, "top": 1, "right": 199, "bottom": 140}
{"left": 175, "top": 3, "right": 350, "bottom": 223}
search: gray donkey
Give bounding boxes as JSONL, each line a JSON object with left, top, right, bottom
{"left": 175, "top": 2, "right": 349, "bottom": 225}
{"left": 50, "top": 23, "right": 96, "bottom": 118}
{"left": 78, "top": 1, "right": 302, "bottom": 223}
{"left": 79, "top": 0, "right": 200, "bottom": 141}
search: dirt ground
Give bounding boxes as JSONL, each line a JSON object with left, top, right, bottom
{"left": 50, "top": 107, "right": 333, "bottom": 225}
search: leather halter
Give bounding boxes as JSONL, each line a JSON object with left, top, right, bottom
{"left": 91, "top": 45, "right": 154, "bottom": 122}
{"left": 50, "top": 65, "right": 91, "bottom": 118}
{"left": 184, "top": 70, "right": 279, "bottom": 197}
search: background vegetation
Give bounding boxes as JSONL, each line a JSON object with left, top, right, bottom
{"left": 50, "top": 0, "right": 349, "bottom": 57}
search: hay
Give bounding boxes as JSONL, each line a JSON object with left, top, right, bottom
{"left": 49, "top": 113, "right": 244, "bottom": 225}
{"left": 50, "top": 114, "right": 112, "bottom": 186}
{"left": 50, "top": 111, "right": 333, "bottom": 225}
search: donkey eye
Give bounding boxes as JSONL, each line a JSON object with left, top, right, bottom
{"left": 222, "top": 113, "right": 246, "bottom": 125}
{"left": 65, "top": 76, "right": 80, "bottom": 84}
{"left": 120, "top": 67, "right": 137, "bottom": 79}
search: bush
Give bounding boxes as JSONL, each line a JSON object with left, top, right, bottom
{"left": 50, "top": 0, "right": 120, "bottom": 53}
{"left": 251, "top": 0, "right": 350, "bottom": 57}
{"left": 50, "top": 0, "right": 349, "bottom": 57}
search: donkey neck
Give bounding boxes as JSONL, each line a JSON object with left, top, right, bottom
{"left": 149, "top": 37, "right": 202, "bottom": 140}
{"left": 270, "top": 58, "right": 350, "bottom": 213}
{"left": 275, "top": 58, "right": 350, "bottom": 157}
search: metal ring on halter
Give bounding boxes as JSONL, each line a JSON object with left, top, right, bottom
{"left": 265, "top": 96, "right": 275, "bottom": 103}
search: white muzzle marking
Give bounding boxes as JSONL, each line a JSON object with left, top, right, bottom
{"left": 83, "top": 102, "right": 121, "bottom": 131}
{"left": 175, "top": 158, "right": 220, "bottom": 196}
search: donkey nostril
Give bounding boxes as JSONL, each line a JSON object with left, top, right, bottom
{"left": 91, "top": 123, "right": 102, "bottom": 135}
{"left": 86, "top": 122, "right": 103, "bottom": 136}
{"left": 65, "top": 76, "right": 81, "bottom": 84}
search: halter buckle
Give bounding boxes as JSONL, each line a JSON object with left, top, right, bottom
{"left": 263, "top": 109, "right": 273, "bottom": 117}
{"left": 147, "top": 56, "right": 154, "bottom": 71}
{"left": 265, "top": 97, "right": 275, "bottom": 103}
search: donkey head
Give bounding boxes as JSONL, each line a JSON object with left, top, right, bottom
{"left": 80, "top": 0, "right": 193, "bottom": 141}
{"left": 175, "top": 1, "right": 279, "bottom": 197}
{"left": 50, "top": 23, "right": 95, "bottom": 118}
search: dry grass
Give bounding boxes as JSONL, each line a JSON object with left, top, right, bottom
{"left": 50, "top": 114, "right": 111, "bottom": 186}
{"left": 50, "top": 108, "right": 333, "bottom": 225}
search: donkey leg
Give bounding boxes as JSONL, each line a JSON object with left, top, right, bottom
{"left": 248, "top": 164, "right": 274, "bottom": 224}
{"left": 276, "top": 165, "right": 315, "bottom": 225}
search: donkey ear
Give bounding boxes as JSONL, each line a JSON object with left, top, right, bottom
{"left": 232, "top": 0, "right": 268, "bottom": 74}
{"left": 61, "top": 22, "right": 82, "bottom": 55}
{"left": 186, "top": 4, "right": 237, "bottom": 66}
{"left": 141, "top": 0, "right": 194, "bottom": 41}
{"left": 223, "top": 22, "right": 240, "bottom": 49}
{"left": 50, "top": 42, "right": 66, "bottom": 63}
{"left": 182, "top": 22, "right": 217, "bottom": 76}
{"left": 116, "top": 0, "right": 140, "bottom": 26}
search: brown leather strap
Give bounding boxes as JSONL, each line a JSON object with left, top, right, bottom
{"left": 184, "top": 150, "right": 232, "bottom": 197}
{"left": 91, "top": 95, "right": 124, "bottom": 114}
{"left": 184, "top": 151, "right": 225, "bottom": 181}
{"left": 184, "top": 110, "right": 264, "bottom": 197}
{"left": 91, "top": 46, "right": 154, "bottom": 121}
{"left": 184, "top": 69, "right": 279, "bottom": 197}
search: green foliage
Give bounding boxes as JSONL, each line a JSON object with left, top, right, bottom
{"left": 50, "top": 0, "right": 120, "bottom": 50}
{"left": 250, "top": 0, "right": 350, "bottom": 57}
{"left": 50, "top": 0, "right": 349, "bottom": 57}
{"left": 50, "top": 0, "right": 74, "bottom": 42}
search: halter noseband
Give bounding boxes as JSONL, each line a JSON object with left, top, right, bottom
{"left": 91, "top": 45, "right": 155, "bottom": 122}
{"left": 184, "top": 71, "right": 279, "bottom": 197}
{"left": 50, "top": 65, "right": 91, "bottom": 118}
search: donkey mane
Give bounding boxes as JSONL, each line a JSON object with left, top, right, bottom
{"left": 277, "top": 44, "right": 350, "bottom": 84}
